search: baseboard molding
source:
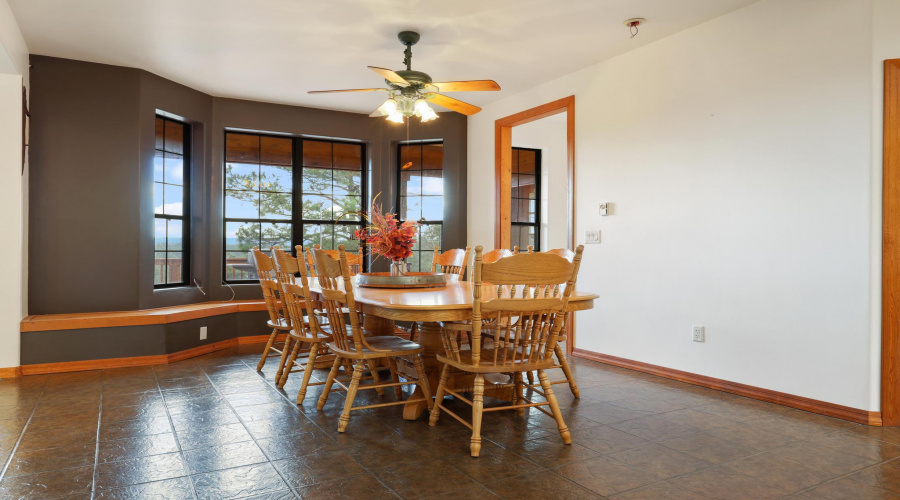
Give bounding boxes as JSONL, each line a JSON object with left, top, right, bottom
{"left": 0, "top": 366, "right": 22, "bottom": 378}
{"left": 17, "top": 334, "right": 286, "bottom": 376}
{"left": 572, "top": 348, "right": 881, "bottom": 426}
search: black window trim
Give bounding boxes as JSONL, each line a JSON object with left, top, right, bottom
{"left": 154, "top": 115, "right": 191, "bottom": 289}
{"left": 395, "top": 140, "right": 444, "bottom": 273}
{"left": 511, "top": 146, "right": 542, "bottom": 252}
{"left": 222, "top": 131, "right": 368, "bottom": 284}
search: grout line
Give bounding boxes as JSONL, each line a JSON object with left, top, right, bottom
{"left": 152, "top": 363, "right": 200, "bottom": 500}
{"left": 90, "top": 373, "right": 104, "bottom": 499}
{"left": 0, "top": 376, "right": 48, "bottom": 483}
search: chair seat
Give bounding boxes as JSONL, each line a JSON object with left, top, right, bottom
{"left": 437, "top": 349, "right": 555, "bottom": 373}
{"left": 267, "top": 318, "right": 292, "bottom": 330}
{"left": 328, "top": 336, "right": 424, "bottom": 359}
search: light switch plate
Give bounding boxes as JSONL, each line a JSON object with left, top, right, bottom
{"left": 599, "top": 203, "right": 609, "bottom": 216}
{"left": 585, "top": 230, "right": 601, "bottom": 244}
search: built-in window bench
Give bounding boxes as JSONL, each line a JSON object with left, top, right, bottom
{"left": 17, "top": 301, "right": 278, "bottom": 375}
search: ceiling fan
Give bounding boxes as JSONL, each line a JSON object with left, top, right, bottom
{"left": 308, "top": 31, "right": 501, "bottom": 123}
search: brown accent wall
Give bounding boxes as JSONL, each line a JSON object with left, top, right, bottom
{"left": 28, "top": 56, "right": 468, "bottom": 313}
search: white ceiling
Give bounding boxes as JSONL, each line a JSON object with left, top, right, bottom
{"left": 10, "top": 0, "right": 759, "bottom": 114}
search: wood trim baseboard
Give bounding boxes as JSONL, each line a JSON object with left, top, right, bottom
{"left": 20, "top": 300, "right": 267, "bottom": 333}
{"left": 0, "top": 366, "right": 23, "bottom": 378}
{"left": 572, "top": 348, "right": 880, "bottom": 426}
{"left": 16, "top": 333, "right": 286, "bottom": 376}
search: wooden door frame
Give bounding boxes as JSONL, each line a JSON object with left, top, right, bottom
{"left": 494, "top": 95, "right": 576, "bottom": 352}
{"left": 883, "top": 59, "right": 900, "bottom": 426}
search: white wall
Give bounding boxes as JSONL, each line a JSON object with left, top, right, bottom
{"left": 469, "top": 0, "right": 896, "bottom": 410}
{"left": 512, "top": 115, "right": 568, "bottom": 250}
{"left": 0, "top": 0, "right": 27, "bottom": 371}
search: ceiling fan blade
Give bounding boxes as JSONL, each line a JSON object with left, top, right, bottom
{"left": 308, "top": 88, "right": 387, "bottom": 94}
{"left": 431, "top": 80, "right": 501, "bottom": 92}
{"left": 368, "top": 66, "right": 409, "bottom": 86}
{"left": 426, "top": 93, "right": 482, "bottom": 116}
{"left": 369, "top": 107, "right": 384, "bottom": 118}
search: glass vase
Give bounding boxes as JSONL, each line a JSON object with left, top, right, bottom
{"left": 390, "top": 259, "right": 407, "bottom": 277}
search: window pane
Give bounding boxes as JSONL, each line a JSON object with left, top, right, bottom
{"left": 400, "top": 171, "right": 421, "bottom": 197}
{"left": 167, "top": 219, "right": 183, "bottom": 251}
{"left": 401, "top": 196, "right": 421, "bottom": 221}
{"left": 303, "top": 224, "right": 334, "bottom": 249}
{"left": 225, "top": 163, "right": 259, "bottom": 191}
{"left": 511, "top": 149, "right": 519, "bottom": 173}
{"left": 155, "top": 252, "right": 166, "bottom": 284}
{"left": 166, "top": 252, "right": 183, "bottom": 283}
{"left": 260, "top": 192, "right": 292, "bottom": 219}
{"left": 164, "top": 153, "right": 184, "bottom": 186}
{"left": 155, "top": 118, "right": 164, "bottom": 150}
{"left": 422, "top": 143, "right": 443, "bottom": 170}
{"left": 225, "top": 190, "right": 258, "bottom": 219}
{"left": 421, "top": 170, "right": 443, "bottom": 196}
{"left": 515, "top": 199, "right": 532, "bottom": 223}
{"left": 421, "top": 196, "right": 442, "bottom": 221}
{"left": 259, "top": 165, "right": 291, "bottom": 192}
{"left": 225, "top": 221, "right": 259, "bottom": 251}
{"left": 225, "top": 251, "right": 257, "bottom": 281}
{"left": 334, "top": 225, "right": 361, "bottom": 251}
{"left": 517, "top": 174, "right": 536, "bottom": 193}
{"left": 154, "top": 182, "right": 164, "bottom": 214}
{"left": 303, "top": 140, "right": 332, "bottom": 167}
{"left": 226, "top": 134, "right": 260, "bottom": 163}
{"left": 302, "top": 167, "right": 331, "bottom": 194}
{"left": 518, "top": 150, "right": 536, "bottom": 174}
{"left": 154, "top": 151, "right": 164, "bottom": 183}
{"left": 261, "top": 223, "right": 292, "bottom": 250}
{"left": 333, "top": 143, "right": 362, "bottom": 170}
{"left": 334, "top": 196, "right": 360, "bottom": 219}
{"left": 164, "top": 121, "right": 184, "bottom": 154}
{"left": 302, "top": 194, "right": 332, "bottom": 220}
{"left": 154, "top": 218, "right": 166, "bottom": 250}
{"left": 420, "top": 224, "right": 442, "bottom": 251}
{"left": 332, "top": 169, "right": 361, "bottom": 195}
{"left": 260, "top": 136, "right": 292, "bottom": 165}
{"left": 400, "top": 144, "right": 421, "bottom": 170}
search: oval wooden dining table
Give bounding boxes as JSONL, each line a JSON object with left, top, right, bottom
{"left": 306, "top": 275, "right": 599, "bottom": 420}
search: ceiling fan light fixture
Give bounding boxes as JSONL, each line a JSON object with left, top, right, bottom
{"left": 414, "top": 99, "right": 438, "bottom": 122}
{"left": 386, "top": 110, "right": 405, "bottom": 123}
{"left": 377, "top": 97, "right": 399, "bottom": 116}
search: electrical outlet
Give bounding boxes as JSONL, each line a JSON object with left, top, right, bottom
{"left": 585, "top": 230, "right": 601, "bottom": 244}
{"left": 692, "top": 325, "right": 705, "bottom": 343}
{"left": 200, "top": 326, "right": 208, "bottom": 341}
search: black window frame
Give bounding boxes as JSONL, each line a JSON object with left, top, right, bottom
{"left": 154, "top": 115, "right": 191, "bottom": 289}
{"left": 511, "top": 147, "right": 541, "bottom": 252}
{"left": 395, "top": 140, "right": 444, "bottom": 273}
{"left": 222, "top": 132, "right": 368, "bottom": 283}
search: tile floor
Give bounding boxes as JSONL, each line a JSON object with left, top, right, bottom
{"left": 0, "top": 344, "right": 897, "bottom": 499}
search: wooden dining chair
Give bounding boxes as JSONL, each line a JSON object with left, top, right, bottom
{"left": 431, "top": 246, "right": 471, "bottom": 279}
{"left": 305, "top": 244, "right": 363, "bottom": 276}
{"left": 250, "top": 248, "right": 293, "bottom": 380}
{"left": 522, "top": 248, "right": 581, "bottom": 397}
{"left": 482, "top": 248, "right": 514, "bottom": 264}
{"left": 313, "top": 246, "right": 433, "bottom": 432}
{"left": 430, "top": 245, "right": 584, "bottom": 457}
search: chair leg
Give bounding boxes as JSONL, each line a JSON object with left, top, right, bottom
{"left": 471, "top": 374, "right": 485, "bottom": 457}
{"left": 275, "top": 336, "right": 292, "bottom": 381}
{"left": 387, "top": 358, "right": 403, "bottom": 399}
{"left": 413, "top": 354, "right": 433, "bottom": 410}
{"left": 277, "top": 338, "right": 302, "bottom": 389}
{"left": 296, "top": 343, "right": 318, "bottom": 405}
{"left": 338, "top": 362, "right": 364, "bottom": 433}
{"left": 526, "top": 370, "right": 535, "bottom": 386}
{"left": 514, "top": 372, "right": 525, "bottom": 415}
{"left": 409, "top": 322, "right": 419, "bottom": 343}
{"left": 537, "top": 369, "right": 571, "bottom": 445}
{"left": 317, "top": 357, "right": 342, "bottom": 410}
{"left": 554, "top": 344, "right": 580, "bottom": 398}
{"left": 256, "top": 327, "right": 279, "bottom": 371}
{"left": 429, "top": 364, "right": 451, "bottom": 426}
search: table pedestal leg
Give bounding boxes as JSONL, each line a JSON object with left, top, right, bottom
{"left": 403, "top": 321, "right": 443, "bottom": 420}
{"left": 363, "top": 314, "right": 395, "bottom": 335}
